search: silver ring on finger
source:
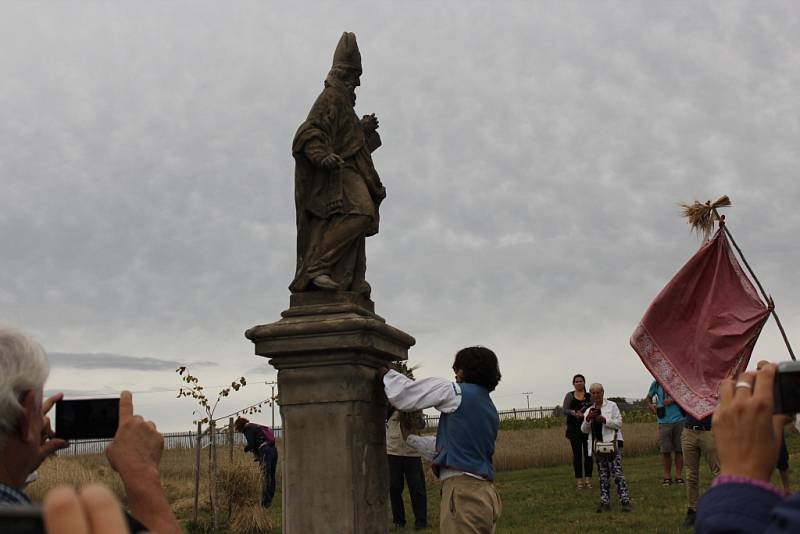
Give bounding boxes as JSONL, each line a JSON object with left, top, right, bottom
{"left": 735, "top": 381, "right": 753, "bottom": 390}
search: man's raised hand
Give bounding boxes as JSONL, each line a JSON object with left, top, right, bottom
{"left": 104, "top": 391, "right": 180, "bottom": 534}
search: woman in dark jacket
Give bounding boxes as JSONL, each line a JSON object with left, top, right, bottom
{"left": 564, "top": 373, "right": 593, "bottom": 488}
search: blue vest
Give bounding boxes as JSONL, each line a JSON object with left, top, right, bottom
{"left": 433, "top": 383, "right": 499, "bottom": 480}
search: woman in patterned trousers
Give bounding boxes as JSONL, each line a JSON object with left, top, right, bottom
{"left": 581, "top": 383, "right": 631, "bottom": 513}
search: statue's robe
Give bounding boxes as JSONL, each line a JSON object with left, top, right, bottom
{"left": 290, "top": 82, "right": 384, "bottom": 293}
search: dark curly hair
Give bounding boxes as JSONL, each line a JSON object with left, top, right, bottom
{"left": 452, "top": 346, "right": 501, "bottom": 392}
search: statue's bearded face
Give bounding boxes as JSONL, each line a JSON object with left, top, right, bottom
{"left": 341, "top": 69, "right": 361, "bottom": 92}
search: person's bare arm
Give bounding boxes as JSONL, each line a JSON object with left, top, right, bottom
{"left": 645, "top": 389, "right": 658, "bottom": 414}
{"left": 106, "top": 391, "right": 180, "bottom": 534}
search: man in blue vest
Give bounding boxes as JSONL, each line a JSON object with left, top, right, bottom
{"left": 381, "top": 346, "right": 502, "bottom": 533}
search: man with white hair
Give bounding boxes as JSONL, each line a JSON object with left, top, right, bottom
{"left": 0, "top": 325, "right": 180, "bottom": 534}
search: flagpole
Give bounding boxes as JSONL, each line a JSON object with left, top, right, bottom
{"left": 713, "top": 210, "right": 796, "bottom": 361}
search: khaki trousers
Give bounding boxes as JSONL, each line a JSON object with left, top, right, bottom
{"left": 440, "top": 475, "right": 501, "bottom": 534}
{"left": 681, "top": 428, "right": 720, "bottom": 510}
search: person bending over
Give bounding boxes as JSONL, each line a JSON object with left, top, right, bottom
{"left": 235, "top": 417, "right": 278, "bottom": 508}
{"left": 381, "top": 346, "right": 502, "bottom": 534}
{"left": 0, "top": 325, "right": 179, "bottom": 534}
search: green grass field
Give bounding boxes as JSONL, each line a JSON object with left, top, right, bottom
{"left": 257, "top": 432, "right": 799, "bottom": 533}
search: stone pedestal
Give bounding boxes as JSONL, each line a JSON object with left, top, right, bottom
{"left": 245, "top": 292, "right": 415, "bottom": 534}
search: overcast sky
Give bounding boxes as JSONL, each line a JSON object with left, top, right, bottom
{"left": 3, "top": 1, "right": 799, "bottom": 431}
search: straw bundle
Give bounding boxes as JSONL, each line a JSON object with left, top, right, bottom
{"left": 390, "top": 360, "right": 426, "bottom": 432}
{"left": 229, "top": 504, "right": 274, "bottom": 533}
{"left": 680, "top": 195, "right": 731, "bottom": 242}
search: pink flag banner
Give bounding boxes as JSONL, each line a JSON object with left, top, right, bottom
{"left": 630, "top": 227, "right": 770, "bottom": 419}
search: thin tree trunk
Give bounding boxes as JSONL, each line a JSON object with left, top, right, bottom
{"left": 193, "top": 421, "right": 201, "bottom": 523}
{"left": 227, "top": 417, "right": 234, "bottom": 520}
{"left": 210, "top": 420, "right": 219, "bottom": 532}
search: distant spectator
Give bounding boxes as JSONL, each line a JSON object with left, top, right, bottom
{"left": 646, "top": 380, "right": 685, "bottom": 485}
{"left": 0, "top": 325, "right": 180, "bottom": 534}
{"left": 563, "top": 373, "right": 593, "bottom": 489}
{"left": 696, "top": 363, "right": 800, "bottom": 532}
{"left": 581, "top": 383, "right": 631, "bottom": 513}
{"left": 757, "top": 360, "right": 792, "bottom": 496}
{"left": 680, "top": 412, "right": 719, "bottom": 528}
{"left": 386, "top": 405, "right": 427, "bottom": 530}
{"left": 381, "top": 346, "right": 502, "bottom": 534}
{"left": 235, "top": 416, "right": 277, "bottom": 508}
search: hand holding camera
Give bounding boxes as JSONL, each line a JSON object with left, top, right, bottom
{"left": 714, "top": 363, "right": 785, "bottom": 482}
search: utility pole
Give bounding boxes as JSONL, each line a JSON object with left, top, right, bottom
{"left": 271, "top": 383, "right": 276, "bottom": 429}
{"left": 522, "top": 392, "right": 533, "bottom": 410}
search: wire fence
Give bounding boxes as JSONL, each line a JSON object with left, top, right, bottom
{"left": 423, "top": 405, "right": 557, "bottom": 429}
{"left": 58, "top": 406, "right": 557, "bottom": 456}
{"left": 58, "top": 427, "right": 286, "bottom": 457}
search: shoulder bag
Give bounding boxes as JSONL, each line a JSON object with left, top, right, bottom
{"left": 593, "top": 430, "right": 618, "bottom": 459}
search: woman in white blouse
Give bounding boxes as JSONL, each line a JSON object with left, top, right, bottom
{"left": 581, "top": 382, "right": 631, "bottom": 513}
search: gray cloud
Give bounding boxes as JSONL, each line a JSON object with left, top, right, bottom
{"left": 2, "top": 1, "right": 800, "bottom": 429}
{"left": 48, "top": 352, "right": 217, "bottom": 371}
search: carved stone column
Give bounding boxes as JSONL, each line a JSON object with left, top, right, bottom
{"left": 246, "top": 292, "right": 415, "bottom": 534}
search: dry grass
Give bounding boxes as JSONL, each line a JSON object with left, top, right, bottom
{"left": 27, "top": 452, "right": 126, "bottom": 502}
{"left": 494, "top": 422, "right": 657, "bottom": 471}
{"left": 27, "top": 425, "right": 657, "bottom": 532}
{"left": 29, "top": 443, "right": 280, "bottom": 531}
{"left": 229, "top": 505, "right": 274, "bottom": 534}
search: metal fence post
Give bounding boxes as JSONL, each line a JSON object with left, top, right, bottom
{"left": 228, "top": 417, "right": 234, "bottom": 463}
{"left": 193, "top": 421, "right": 201, "bottom": 523}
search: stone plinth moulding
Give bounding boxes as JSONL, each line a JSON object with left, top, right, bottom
{"left": 246, "top": 292, "right": 415, "bottom": 534}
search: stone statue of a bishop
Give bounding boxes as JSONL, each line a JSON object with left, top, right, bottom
{"left": 290, "top": 32, "right": 385, "bottom": 297}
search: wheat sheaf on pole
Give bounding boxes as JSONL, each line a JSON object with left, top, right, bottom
{"left": 679, "top": 195, "right": 731, "bottom": 243}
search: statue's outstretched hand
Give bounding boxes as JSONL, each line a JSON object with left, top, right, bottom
{"left": 361, "top": 113, "right": 379, "bottom": 132}
{"left": 321, "top": 153, "right": 345, "bottom": 170}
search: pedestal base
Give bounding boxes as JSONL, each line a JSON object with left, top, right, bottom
{"left": 246, "top": 293, "right": 415, "bottom": 534}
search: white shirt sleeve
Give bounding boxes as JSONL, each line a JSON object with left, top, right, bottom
{"left": 406, "top": 435, "right": 437, "bottom": 462}
{"left": 605, "top": 402, "right": 622, "bottom": 431}
{"left": 383, "top": 369, "right": 462, "bottom": 414}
